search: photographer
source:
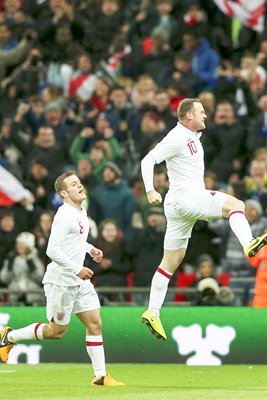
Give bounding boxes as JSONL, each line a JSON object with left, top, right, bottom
{"left": 1, "top": 45, "right": 46, "bottom": 96}
{"left": 0, "top": 231, "right": 44, "bottom": 305}
{"left": 191, "top": 277, "right": 235, "bottom": 306}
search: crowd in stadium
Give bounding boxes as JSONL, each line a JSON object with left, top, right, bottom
{"left": 0, "top": 0, "right": 267, "bottom": 307}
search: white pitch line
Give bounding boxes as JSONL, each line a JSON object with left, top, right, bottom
{"left": 0, "top": 370, "right": 16, "bottom": 373}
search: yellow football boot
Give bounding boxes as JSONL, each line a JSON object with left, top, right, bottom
{"left": 92, "top": 374, "right": 125, "bottom": 386}
{"left": 141, "top": 310, "right": 167, "bottom": 340}
{"left": 244, "top": 233, "right": 267, "bottom": 257}
{"left": 0, "top": 326, "right": 15, "bottom": 363}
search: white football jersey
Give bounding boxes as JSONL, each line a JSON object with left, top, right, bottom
{"left": 43, "top": 203, "right": 93, "bottom": 286}
{"left": 150, "top": 122, "right": 205, "bottom": 197}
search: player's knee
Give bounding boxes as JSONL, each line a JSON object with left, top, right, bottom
{"left": 223, "top": 196, "right": 245, "bottom": 216}
{"left": 88, "top": 318, "right": 102, "bottom": 335}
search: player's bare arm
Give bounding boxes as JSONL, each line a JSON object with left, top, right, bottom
{"left": 147, "top": 190, "right": 162, "bottom": 205}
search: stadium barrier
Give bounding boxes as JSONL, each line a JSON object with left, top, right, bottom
{"left": 0, "top": 306, "right": 266, "bottom": 365}
{"left": 0, "top": 280, "right": 254, "bottom": 306}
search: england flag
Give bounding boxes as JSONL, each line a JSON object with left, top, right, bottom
{"left": 213, "top": 0, "right": 265, "bottom": 32}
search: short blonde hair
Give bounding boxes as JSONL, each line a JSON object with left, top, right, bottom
{"left": 177, "top": 98, "right": 201, "bottom": 120}
{"left": 54, "top": 171, "right": 76, "bottom": 194}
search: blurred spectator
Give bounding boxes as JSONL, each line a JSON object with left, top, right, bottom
{"left": 0, "top": 231, "right": 44, "bottom": 305}
{"left": 182, "top": 3, "right": 209, "bottom": 39}
{"left": 0, "top": 26, "right": 35, "bottom": 79}
{"left": 37, "top": 0, "right": 84, "bottom": 52}
{"left": 159, "top": 49, "right": 200, "bottom": 97}
{"left": 166, "top": 80, "right": 186, "bottom": 111}
{"left": 136, "top": 111, "right": 166, "bottom": 159}
{"left": 84, "top": 0, "right": 124, "bottom": 61}
{"left": 131, "top": 74, "right": 157, "bottom": 110}
{"left": 103, "top": 85, "right": 141, "bottom": 143}
{"left": 198, "top": 91, "right": 215, "bottom": 126}
{"left": 191, "top": 277, "right": 235, "bottom": 306}
{"left": 150, "top": 89, "right": 177, "bottom": 132}
{"left": 0, "top": 21, "right": 18, "bottom": 50}
{"left": 69, "top": 125, "right": 123, "bottom": 180}
{"left": 89, "top": 77, "right": 111, "bottom": 114}
{"left": 141, "top": 26, "right": 174, "bottom": 85}
{"left": 187, "top": 253, "right": 222, "bottom": 301}
{"left": 184, "top": 219, "right": 222, "bottom": 270}
{"left": 44, "top": 101, "right": 75, "bottom": 145}
{"left": 32, "top": 210, "right": 54, "bottom": 265}
{"left": 0, "top": 116, "right": 22, "bottom": 178}
{"left": 0, "top": 81, "right": 23, "bottom": 120}
{"left": 203, "top": 99, "right": 247, "bottom": 184}
{"left": 10, "top": 123, "right": 66, "bottom": 179}
{"left": 77, "top": 158, "right": 98, "bottom": 193}
{"left": 0, "top": 210, "right": 17, "bottom": 273}
{"left": 130, "top": 207, "right": 169, "bottom": 305}
{"left": 60, "top": 52, "right": 97, "bottom": 102}
{"left": 41, "top": 85, "right": 65, "bottom": 107}
{"left": 244, "top": 158, "right": 267, "bottom": 212}
{"left": 90, "top": 218, "right": 132, "bottom": 304}
{"left": 90, "top": 162, "right": 137, "bottom": 238}
{"left": 44, "top": 23, "right": 85, "bottom": 86}
{"left": 24, "top": 158, "right": 54, "bottom": 210}
{"left": 182, "top": 29, "right": 220, "bottom": 90}
{"left": 104, "top": 32, "right": 142, "bottom": 80}
{"left": 237, "top": 52, "right": 267, "bottom": 99}
{"left": 214, "top": 58, "right": 257, "bottom": 125}
{"left": 246, "top": 94, "right": 267, "bottom": 156}
{"left": 23, "top": 95, "right": 45, "bottom": 134}
{"left": 2, "top": 47, "right": 46, "bottom": 97}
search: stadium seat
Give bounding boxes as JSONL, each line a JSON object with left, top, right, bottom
{"left": 175, "top": 273, "right": 197, "bottom": 302}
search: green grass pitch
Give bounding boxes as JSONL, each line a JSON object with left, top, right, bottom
{"left": 1, "top": 363, "right": 267, "bottom": 400}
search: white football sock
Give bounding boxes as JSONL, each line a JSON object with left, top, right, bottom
{"left": 148, "top": 267, "right": 173, "bottom": 317}
{"left": 229, "top": 210, "right": 253, "bottom": 248}
{"left": 86, "top": 335, "right": 106, "bottom": 377}
{"left": 7, "top": 323, "right": 46, "bottom": 343}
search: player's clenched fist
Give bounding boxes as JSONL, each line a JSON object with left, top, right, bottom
{"left": 147, "top": 190, "right": 162, "bottom": 205}
{"left": 78, "top": 267, "right": 94, "bottom": 280}
{"left": 91, "top": 247, "right": 103, "bottom": 263}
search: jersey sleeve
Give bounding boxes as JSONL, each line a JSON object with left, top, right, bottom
{"left": 141, "top": 153, "right": 156, "bottom": 193}
{"left": 46, "top": 213, "right": 82, "bottom": 275}
{"left": 149, "top": 131, "right": 180, "bottom": 164}
{"left": 86, "top": 242, "right": 94, "bottom": 256}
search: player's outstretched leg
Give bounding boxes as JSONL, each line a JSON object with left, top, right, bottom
{"left": 92, "top": 374, "right": 125, "bottom": 386}
{"left": 244, "top": 232, "right": 267, "bottom": 257}
{"left": 0, "top": 327, "right": 15, "bottom": 363}
{"left": 141, "top": 310, "right": 167, "bottom": 340}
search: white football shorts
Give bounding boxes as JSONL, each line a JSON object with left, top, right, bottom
{"left": 44, "top": 280, "right": 101, "bottom": 325}
{"left": 163, "top": 189, "right": 228, "bottom": 250}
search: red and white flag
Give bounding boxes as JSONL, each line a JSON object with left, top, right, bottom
{"left": 213, "top": 0, "right": 265, "bottom": 32}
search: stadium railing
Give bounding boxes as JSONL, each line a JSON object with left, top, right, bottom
{"left": 0, "top": 280, "right": 255, "bottom": 306}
